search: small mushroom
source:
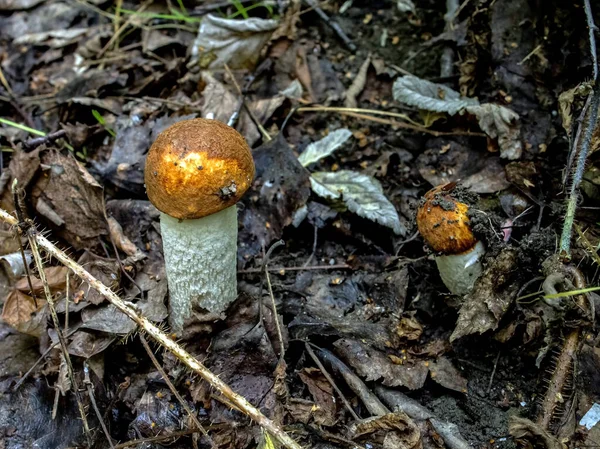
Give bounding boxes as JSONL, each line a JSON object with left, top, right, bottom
{"left": 145, "top": 119, "right": 255, "bottom": 333}
{"left": 416, "top": 184, "right": 485, "bottom": 296}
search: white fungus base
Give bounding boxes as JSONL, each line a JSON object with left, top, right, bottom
{"left": 435, "top": 241, "right": 485, "bottom": 296}
{"left": 160, "top": 206, "right": 238, "bottom": 333}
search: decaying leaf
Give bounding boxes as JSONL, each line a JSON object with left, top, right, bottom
{"left": 393, "top": 75, "right": 522, "bottom": 159}
{"left": 393, "top": 75, "right": 478, "bottom": 114}
{"left": 240, "top": 134, "right": 311, "bottom": 258}
{"left": 310, "top": 171, "right": 405, "bottom": 235}
{"left": 348, "top": 412, "right": 422, "bottom": 449}
{"left": 31, "top": 151, "right": 107, "bottom": 250}
{"left": 298, "top": 129, "right": 353, "bottom": 167}
{"left": 334, "top": 339, "right": 429, "bottom": 390}
{"left": 298, "top": 368, "right": 338, "bottom": 426}
{"left": 189, "top": 14, "right": 279, "bottom": 70}
{"left": 428, "top": 357, "right": 467, "bottom": 393}
{"left": 81, "top": 304, "right": 136, "bottom": 335}
{"left": 2, "top": 289, "right": 46, "bottom": 336}
{"left": 465, "top": 103, "right": 522, "bottom": 160}
{"left": 451, "top": 249, "right": 519, "bottom": 342}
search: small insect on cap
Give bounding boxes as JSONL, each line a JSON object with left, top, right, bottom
{"left": 416, "top": 184, "right": 477, "bottom": 255}
{"left": 145, "top": 119, "right": 255, "bottom": 220}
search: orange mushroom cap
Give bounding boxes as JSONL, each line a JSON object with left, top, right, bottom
{"left": 144, "top": 118, "right": 255, "bottom": 220}
{"left": 416, "top": 184, "right": 477, "bottom": 255}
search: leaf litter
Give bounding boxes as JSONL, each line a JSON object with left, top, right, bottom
{"left": 0, "top": 0, "right": 596, "bottom": 448}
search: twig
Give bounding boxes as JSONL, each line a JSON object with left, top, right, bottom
{"left": 263, "top": 240, "right": 286, "bottom": 362}
{"left": 223, "top": 64, "right": 271, "bottom": 141}
{"left": 138, "top": 334, "right": 215, "bottom": 448}
{"left": 487, "top": 351, "right": 501, "bottom": 394}
{"left": 297, "top": 106, "right": 486, "bottom": 137}
{"left": 239, "top": 263, "right": 351, "bottom": 274}
{"left": 302, "top": 0, "right": 357, "bottom": 52}
{"left": 440, "top": 0, "right": 459, "bottom": 77}
{"left": 23, "top": 129, "right": 67, "bottom": 151}
{"left": 305, "top": 342, "right": 359, "bottom": 420}
{"left": 114, "top": 429, "right": 207, "bottom": 449}
{"left": 560, "top": 87, "right": 600, "bottom": 258}
{"left": 0, "top": 207, "right": 301, "bottom": 449}
{"left": 84, "top": 362, "right": 115, "bottom": 449}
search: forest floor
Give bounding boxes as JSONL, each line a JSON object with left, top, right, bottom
{"left": 0, "top": 1, "right": 600, "bottom": 449}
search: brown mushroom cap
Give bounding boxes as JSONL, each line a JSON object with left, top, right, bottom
{"left": 145, "top": 118, "right": 255, "bottom": 220}
{"left": 416, "top": 184, "right": 477, "bottom": 255}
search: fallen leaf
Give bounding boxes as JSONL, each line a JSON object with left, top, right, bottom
{"left": 31, "top": 150, "right": 107, "bottom": 250}
{"left": 451, "top": 249, "right": 519, "bottom": 342}
{"left": 189, "top": 14, "right": 279, "bottom": 70}
{"left": 298, "top": 129, "right": 353, "bottom": 167}
{"left": 298, "top": 368, "right": 338, "bottom": 426}
{"left": 428, "top": 357, "right": 467, "bottom": 392}
{"left": 348, "top": 412, "right": 421, "bottom": 449}
{"left": 310, "top": 170, "right": 406, "bottom": 235}
{"left": 334, "top": 339, "right": 429, "bottom": 390}
{"left": 240, "top": 134, "right": 311, "bottom": 258}
{"left": 393, "top": 75, "right": 522, "bottom": 159}
{"left": 2, "top": 290, "right": 46, "bottom": 336}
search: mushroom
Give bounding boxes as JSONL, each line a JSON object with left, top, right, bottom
{"left": 416, "top": 184, "right": 485, "bottom": 296}
{"left": 144, "top": 119, "right": 255, "bottom": 333}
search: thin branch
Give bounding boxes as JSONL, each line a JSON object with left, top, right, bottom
{"left": 0, "top": 207, "right": 301, "bottom": 449}
{"left": 139, "top": 334, "right": 215, "bottom": 448}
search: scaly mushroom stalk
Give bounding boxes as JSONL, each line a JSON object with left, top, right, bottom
{"left": 145, "top": 119, "right": 255, "bottom": 333}
{"left": 416, "top": 184, "right": 484, "bottom": 296}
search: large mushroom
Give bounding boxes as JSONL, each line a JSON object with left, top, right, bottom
{"left": 144, "top": 118, "right": 255, "bottom": 333}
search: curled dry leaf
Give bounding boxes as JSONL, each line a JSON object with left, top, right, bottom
{"left": 189, "top": 14, "right": 279, "bottom": 70}
{"left": 2, "top": 290, "right": 46, "bottom": 336}
{"left": 31, "top": 151, "right": 107, "bottom": 250}
{"left": 450, "top": 249, "right": 519, "bottom": 342}
{"left": 334, "top": 338, "right": 429, "bottom": 390}
{"left": 348, "top": 412, "right": 422, "bottom": 449}
{"left": 298, "top": 368, "right": 338, "bottom": 427}
{"left": 393, "top": 75, "right": 522, "bottom": 159}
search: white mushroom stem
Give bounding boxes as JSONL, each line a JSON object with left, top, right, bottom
{"left": 160, "top": 205, "right": 238, "bottom": 333}
{"left": 435, "top": 240, "right": 485, "bottom": 296}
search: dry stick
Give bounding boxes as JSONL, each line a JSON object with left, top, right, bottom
{"left": 303, "top": 0, "right": 356, "bottom": 52}
{"left": 263, "top": 240, "right": 286, "bottom": 362}
{"left": 24, "top": 219, "right": 93, "bottom": 445}
{"left": 305, "top": 342, "right": 359, "bottom": 420}
{"left": 84, "top": 362, "right": 116, "bottom": 449}
{"left": 0, "top": 208, "right": 301, "bottom": 449}
{"left": 297, "top": 106, "right": 486, "bottom": 137}
{"left": 223, "top": 63, "right": 271, "bottom": 141}
{"left": 138, "top": 334, "right": 215, "bottom": 449}
{"left": 239, "top": 263, "right": 351, "bottom": 274}
{"left": 115, "top": 429, "right": 206, "bottom": 449}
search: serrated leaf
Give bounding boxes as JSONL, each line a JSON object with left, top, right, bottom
{"left": 393, "top": 75, "right": 522, "bottom": 159}
{"left": 298, "top": 129, "right": 353, "bottom": 167}
{"left": 465, "top": 103, "right": 522, "bottom": 159}
{"left": 310, "top": 171, "right": 405, "bottom": 235}
{"left": 393, "top": 75, "right": 478, "bottom": 115}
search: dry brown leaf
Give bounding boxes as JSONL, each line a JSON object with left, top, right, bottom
{"left": 2, "top": 289, "right": 46, "bottom": 336}
{"left": 15, "top": 266, "right": 68, "bottom": 294}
